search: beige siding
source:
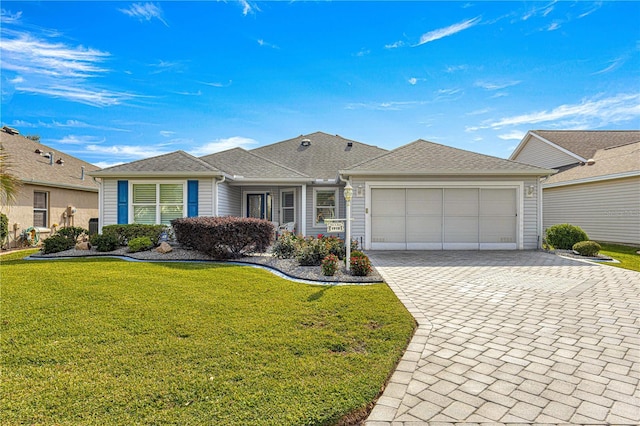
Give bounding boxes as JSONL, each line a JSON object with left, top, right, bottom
{"left": 1, "top": 183, "right": 98, "bottom": 248}
{"left": 544, "top": 177, "right": 640, "bottom": 245}
{"left": 515, "top": 137, "right": 578, "bottom": 169}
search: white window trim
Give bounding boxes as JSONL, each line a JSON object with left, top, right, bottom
{"left": 313, "top": 187, "right": 339, "bottom": 227}
{"left": 241, "top": 191, "right": 271, "bottom": 220}
{"left": 279, "top": 188, "right": 296, "bottom": 225}
{"left": 129, "top": 181, "right": 187, "bottom": 225}
{"left": 33, "top": 190, "right": 49, "bottom": 228}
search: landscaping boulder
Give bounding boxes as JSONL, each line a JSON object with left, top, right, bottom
{"left": 156, "top": 242, "right": 173, "bottom": 254}
{"left": 75, "top": 241, "right": 91, "bottom": 250}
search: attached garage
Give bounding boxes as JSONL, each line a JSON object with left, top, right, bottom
{"left": 370, "top": 187, "right": 518, "bottom": 250}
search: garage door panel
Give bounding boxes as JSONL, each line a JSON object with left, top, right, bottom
{"left": 444, "top": 217, "right": 479, "bottom": 243}
{"left": 407, "top": 216, "right": 442, "bottom": 243}
{"left": 481, "top": 189, "right": 516, "bottom": 216}
{"left": 407, "top": 189, "right": 442, "bottom": 215}
{"left": 444, "top": 188, "right": 478, "bottom": 216}
{"left": 371, "top": 216, "right": 405, "bottom": 243}
{"left": 372, "top": 189, "right": 405, "bottom": 215}
{"left": 480, "top": 217, "right": 517, "bottom": 243}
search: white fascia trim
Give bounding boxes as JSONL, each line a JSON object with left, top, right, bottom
{"left": 21, "top": 179, "right": 99, "bottom": 192}
{"left": 226, "top": 178, "right": 310, "bottom": 185}
{"left": 342, "top": 169, "right": 553, "bottom": 177}
{"left": 363, "top": 180, "right": 525, "bottom": 250}
{"left": 528, "top": 131, "right": 587, "bottom": 163}
{"left": 508, "top": 131, "right": 535, "bottom": 160}
{"left": 543, "top": 170, "right": 640, "bottom": 188}
{"left": 88, "top": 171, "right": 224, "bottom": 178}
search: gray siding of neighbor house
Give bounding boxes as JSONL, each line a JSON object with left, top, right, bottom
{"left": 217, "top": 182, "right": 241, "bottom": 217}
{"left": 544, "top": 176, "right": 640, "bottom": 245}
{"left": 515, "top": 137, "right": 578, "bottom": 169}
{"left": 348, "top": 175, "right": 542, "bottom": 250}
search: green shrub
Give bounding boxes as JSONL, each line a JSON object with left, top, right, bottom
{"left": 321, "top": 254, "right": 340, "bottom": 276}
{"left": 573, "top": 240, "right": 601, "bottom": 257}
{"left": 102, "top": 224, "right": 168, "bottom": 246}
{"left": 545, "top": 223, "right": 589, "bottom": 250}
{"left": 272, "top": 232, "right": 299, "bottom": 259}
{"left": 0, "top": 213, "right": 8, "bottom": 245}
{"left": 42, "top": 234, "right": 74, "bottom": 254}
{"left": 172, "top": 217, "right": 274, "bottom": 259}
{"left": 350, "top": 251, "right": 372, "bottom": 277}
{"left": 296, "top": 237, "right": 329, "bottom": 266}
{"left": 128, "top": 236, "right": 153, "bottom": 253}
{"left": 56, "top": 226, "right": 88, "bottom": 242}
{"left": 90, "top": 233, "right": 119, "bottom": 252}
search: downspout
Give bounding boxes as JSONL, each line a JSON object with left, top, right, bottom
{"left": 214, "top": 175, "right": 226, "bottom": 216}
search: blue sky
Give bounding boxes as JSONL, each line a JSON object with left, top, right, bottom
{"left": 1, "top": 1, "right": 638, "bottom": 168}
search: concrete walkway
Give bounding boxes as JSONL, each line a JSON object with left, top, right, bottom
{"left": 365, "top": 251, "right": 639, "bottom": 425}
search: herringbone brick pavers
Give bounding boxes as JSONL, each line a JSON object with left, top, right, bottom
{"left": 364, "top": 251, "right": 640, "bottom": 425}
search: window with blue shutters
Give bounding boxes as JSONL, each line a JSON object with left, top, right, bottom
{"left": 117, "top": 180, "right": 128, "bottom": 224}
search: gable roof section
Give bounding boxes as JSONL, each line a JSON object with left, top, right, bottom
{"left": 544, "top": 141, "right": 640, "bottom": 187}
{"left": 1, "top": 130, "right": 100, "bottom": 191}
{"left": 343, "top": 139, "right": 554, "bottom": 176}
{"left": 251, "top": 131, "right": 388, "bottom": 180}
{"left": 90, "top": 150, "right": 221, "bottom": 178}
{"left": 200, "top": 148, "right": 309, "bottom": 182}
{"left": 511, "top": 130, "right": 640, "bottom": 164}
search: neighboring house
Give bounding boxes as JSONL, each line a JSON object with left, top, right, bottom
{"left": 510, "top": 130, "right": 640, "bottom": 245}
{"left": 90, "top": 131, "right": 553, "bottom": 250}
{"left": 0, "top": 127, "right": 100, "bottom": 247}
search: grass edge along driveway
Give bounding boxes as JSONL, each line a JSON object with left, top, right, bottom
{"left": 1, "top": 252, "right": 415, "bottom": 425}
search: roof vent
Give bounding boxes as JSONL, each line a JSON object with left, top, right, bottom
{"left": 2, "top": 126, "right": 19, "bottom": 135}
{"left": 35, "top": 148, "right": 43, "bottom": 154}
{"left": 300, "top": 138, "right": 311, "bottom": 147}
{"left": 347, "top": 142, "right": 353, "bottom": 147}
{"left": 586, "top": 158, "right": 596, "bottom": 165}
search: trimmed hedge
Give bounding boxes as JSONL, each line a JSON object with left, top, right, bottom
{"left": 128, "top": 236, "right": 154, "bottom": 253}
{"left": 42, "top": 234, "right": 74, "bottom": 254}
{"left": 56, "top": 226, "right": 88, "bottom": 241}
{"left": 90, "top": 233, "right": 119, "bottom": 252}
{"left": 573, "top": 240, "right": 601, "bottom": 257}
{"left": 102, "top": 224, "right": 168, "bottom": 246}
{"left": 172, "top": 216, "right": 274, "bottom": 259}
{"left": 545, "top": 223, "right": 589, "bottom": 250}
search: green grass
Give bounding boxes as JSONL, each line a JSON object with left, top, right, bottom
{"left": 598, "top": 242, "right": 640, "bottom": 272}
{"left": 0, "top": 251, "right": 415, "bottom": 425}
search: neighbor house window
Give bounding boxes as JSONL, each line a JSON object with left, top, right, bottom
{"left": 281, "top": 190, "right": 295, "bottom": 224}
{"left": 132, "top": 183, "right": 185, "bottom": 225}
{"left": 33, "top": 191, "right": 48, "bottom": 228}
{"left": 314, "top": 188, "right": 338, "bottom": 226}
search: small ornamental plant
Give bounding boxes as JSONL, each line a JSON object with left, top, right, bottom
{"left": 350, "top": 251, "right": 372, "bottom": 277}
{"left": 572, "top": 240, "right": 601, "bottom": 257}
{"left": 321, "top": 254, "right": 340, "bottom": 276}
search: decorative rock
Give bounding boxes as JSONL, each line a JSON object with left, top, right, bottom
{"left": 75, "top": 241, "right": 91, "bottom": 250}
{"left": 77, "top": 233, "right": 89, "bottom": 243}
{"left": 156, "top": 242, "right": 173, "bottom": 254}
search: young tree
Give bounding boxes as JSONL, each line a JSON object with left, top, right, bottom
{"left": 0, "top": 144, "right": 21, "bottom": 206}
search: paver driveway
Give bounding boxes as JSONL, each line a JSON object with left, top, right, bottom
{"left": 365, "top": 250, "right": 639, "bottom": 425}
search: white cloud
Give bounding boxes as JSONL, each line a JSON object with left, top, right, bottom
{"left": 160, "top": 130, "right": 175, "bottom": 137}
{"left": 257, "top": 39, "right": 279, "bottom": 49}
{"left": 0, "top": 9, "right": 22, "bottom": 24}
{"left": 9, "top": 76, "right": 24, "bottom": 84}
{"left": 445, "top": 64, "right": 468, "bottom": 73}
{"left": 593, "top": 56, "right": 626, "bottom": 75}
{"left": 484, "top": 93, "right": 640, "bottom": 129}
{"left": 345, "top": 101, "right": 427, "bottom": 111}
{"left": 415, "top": 17, "right": 481, "bottom": 46}
{"left": 474, "top": 80, "right": 521, "bottom": 90}
{"left": 385, "top": 41, "right": 405, "bottom": 49}
{"left": 498, "top": 130, "right": 526, "bottom": 141}
{"left": 15, "top": 85, "right": 134, "bottom": 107}
{"left": 190, "top": 136, "right": 258, "bottom": 156}
{"left": 239, "top": 0, "right": 259, "bottom": 16}
{"left": 119, "top": 3, "right": 168, "bottom": 27}
{"left": 201, "top": 80, "right": 232, "bottom": 88}
{"left": 546, "top": 22, "right": 561, "bottom": 31}
{"left": 86, "top": 144, "right": 168, "bottom": 159}
{"left": 408, "top": 77, "right": 418, "bottom": 85}
{"left": 54, "top": 134, "right": 106, "bottom": 145}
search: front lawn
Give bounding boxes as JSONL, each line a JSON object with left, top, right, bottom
{"left": 1, "top": 252, "right": 415, "bottom": 425}
{"left": 598, "top": 242, "right": 640, "bottom": 272}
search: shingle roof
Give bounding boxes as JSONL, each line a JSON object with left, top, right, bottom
{"left": 0, "top": 130, "right": 99, "bottom": 191}
{"left": 545, "top": 141, "right": 640, "bottom": 185}
{"left": 532, "top": 130, "right": 640, "bottom": 160}
{"left": 251, "top": 131, "right": 388, "bottom": 180}
{"left": 200, "top": 148, "right": 309, "bottom": 180}
{"left": 90, "top": 150, "right": 221, "bottom": 177}
{"left": 343, "top": 139, "right": 554, "bottom": 175}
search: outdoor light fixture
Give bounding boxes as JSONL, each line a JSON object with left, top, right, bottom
{"left": 344, "top": 181, "right": 353, "bottom": 271}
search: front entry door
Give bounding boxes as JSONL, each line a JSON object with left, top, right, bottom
{"left": 247, "top": 194, "right": 265, "bottom": 219}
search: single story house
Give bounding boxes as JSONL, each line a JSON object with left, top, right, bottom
{"left": 0, "top": 127, "right": 100, "bottom": 247}
{"left": 510, "top": 130, "right": 640, "bottom": 245}
{"left": 90, "top": 132, "right": 553, "bottom": 250}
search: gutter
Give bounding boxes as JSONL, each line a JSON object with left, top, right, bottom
{"left": 20, "top": 179, "right": 99, "bottom": 192}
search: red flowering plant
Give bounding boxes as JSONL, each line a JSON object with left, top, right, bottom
{"left": 321, "top": 254, "right": 340, "bottom": 276}
{"left": 349, "top": 251, "right": 371, "bottom": 276}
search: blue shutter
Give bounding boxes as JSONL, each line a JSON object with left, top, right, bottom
{"left": 187, "top": 180, "right": 198, "bottom": 217}
{"left": 117, "top": 180, "right": 128, "bottom": 224}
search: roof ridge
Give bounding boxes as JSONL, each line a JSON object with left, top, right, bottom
{"left": 201, "top": 147, "right": 309, "bottom": 177}
{"left": 176, "top": 150, "right": 221, "bottom": 171}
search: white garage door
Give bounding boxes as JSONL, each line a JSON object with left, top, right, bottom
{"left": 371, "top": 188, "right": 517, "bottom": 250}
